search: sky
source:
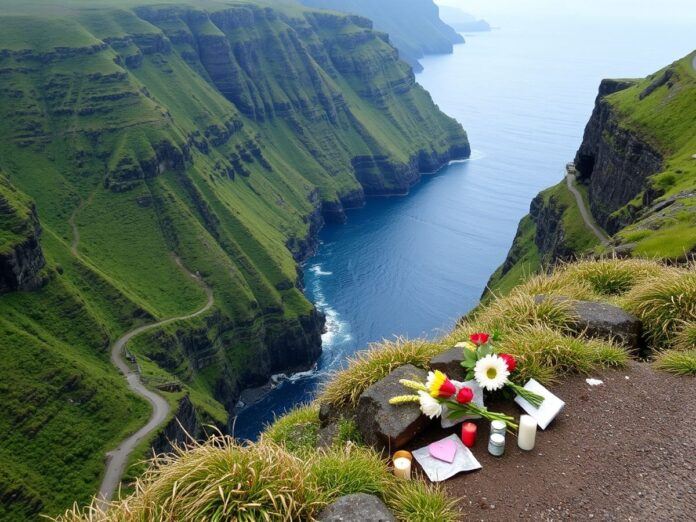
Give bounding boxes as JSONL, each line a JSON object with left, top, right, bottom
{"left": 437, "top": 0, "right": 696, "bottom": 26}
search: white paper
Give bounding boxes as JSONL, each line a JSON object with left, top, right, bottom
{"left": 440, "top": 379, "right": 485, "bottom": 428}
{"left": 412, "top": 434, "right": 481, "bottom": 482}
{"left": 514, "top": 378, "right": 565, "bottom": 430}
{"left": 585, "top": 378, "right": 603, "bottom": 386}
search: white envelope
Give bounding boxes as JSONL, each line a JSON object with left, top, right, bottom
{"left": 412, "top": 434, "right": 482, "bottom": 482}
{"left": 440, "top": 379, "right": 484, "bottom": 428}
{"left": 514, "top": 378, "right": 565, "bottom": 430}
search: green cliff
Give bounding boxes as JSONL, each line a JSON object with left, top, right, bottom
{"left": 0, "top": 0, "right": 469, "bottom": 518}
{"left": 489, "top": 51, "right": 696, "bottom": 295}
{"left": 298, "top": 0, "right": 464, "bottom": 72}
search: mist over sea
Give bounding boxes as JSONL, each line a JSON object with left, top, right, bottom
{"left": 232, "top": 14, "right": 694, "bottom": 439}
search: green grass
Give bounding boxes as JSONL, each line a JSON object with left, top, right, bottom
{"left": 608, "top": 51, "right": 696, "bottom": 258}
{"left": 653, "top": 349, "right": 696, "bottom": 375}
{"left": 0, "top": 1, "right": 470, "bottom": 518}
{"left": 623, "top": 269, "right": 696, "bottom": 347}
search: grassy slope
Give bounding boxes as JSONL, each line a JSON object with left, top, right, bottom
{"left": 487, "top": 180, "right": 600, "bottom": 295}
{"left": 608, "top": 52, "right": 696, "bottom": 258}
{"left": 488, "top": 52, "right": 696, "bottom": 295}
{"left": 0, "top": 0, "right": 468, "bottom": 518}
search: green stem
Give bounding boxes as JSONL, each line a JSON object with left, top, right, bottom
{"left": 507, "top": 381, "right": 545, "bottom": 408}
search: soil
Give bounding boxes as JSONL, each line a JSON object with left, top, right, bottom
{"left": 406, "top": 362, "right": 696, "bottom": 520}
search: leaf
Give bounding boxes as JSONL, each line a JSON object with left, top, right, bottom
{"left": 461, "top": 348, "right": 477, "bottom": 368}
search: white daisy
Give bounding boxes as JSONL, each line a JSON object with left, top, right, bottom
{"left": 474, "top": 354, "right": 510, "bottom": 391}
{"left": 417, "top": 390, "right": 443, "bottom": 419}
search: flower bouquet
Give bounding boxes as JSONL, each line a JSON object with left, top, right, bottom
{"left": 389, "top": 370, "right": 518, "bottom": 430}
{"left": 460, "top": 332, "right": 545, "bottom": 408}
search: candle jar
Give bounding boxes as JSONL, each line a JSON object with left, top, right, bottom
{"left": 392, "top": 450, "right": 412, "bottom": 479}
{"left": 490, "top": 419, "right": 506, "bottom": 437}
{"left": 488, "top": 433, "right": 505, "bottom": 457}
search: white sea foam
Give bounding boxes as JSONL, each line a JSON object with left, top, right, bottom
{"left": 309, "top": 264, "right": 333, "bottom": 276}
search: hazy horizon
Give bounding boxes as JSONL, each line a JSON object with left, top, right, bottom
{"left": 437, "top": 0, "right": 696, "bottom": 26}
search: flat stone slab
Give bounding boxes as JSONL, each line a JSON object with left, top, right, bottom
{"left": 355, "top": 364, "right": 430, "bottom": 452}
{"left": 430, "top": 346, "right": 466, "bottom": 380}
{"left": 318, "top": 493, "right": 396, "bottom": 522}
{"left": 536, "top": 295, "right": 643, "bottom": 353}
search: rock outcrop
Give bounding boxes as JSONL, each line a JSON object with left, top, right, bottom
{"left": 0, "top": 175, "right": 46, "bottom": 295}
{"left": 574, "top": 79, "right": 663, "bottom": 233}
{"left": 535, "top": 296, "right": 644, "bottom": 354}
{"left": 355, "top": 365, "right": 430, "bottom": 452}
{"left": 318, "top": 493, "right": 396, "bottom": 522}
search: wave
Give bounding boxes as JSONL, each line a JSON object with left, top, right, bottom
{"left": 309, "top": 264, "right": 333, "bottom": 276}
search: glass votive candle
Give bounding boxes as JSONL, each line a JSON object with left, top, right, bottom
{"left": 488, "top": 433, "right": 506, "bottom": 457}
{"left": 392, "top": 450, "right": 412, "bottom": 479}
{"left": 490, "top": 419, "right": 506, "bottom": 437}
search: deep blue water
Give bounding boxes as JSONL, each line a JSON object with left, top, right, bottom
{"left": 232, "top": 15, "right": 695, "bottom": 440}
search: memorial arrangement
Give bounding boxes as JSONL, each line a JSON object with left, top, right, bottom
{"left": 388, "top": 332, "right": 566, "bottom": 482}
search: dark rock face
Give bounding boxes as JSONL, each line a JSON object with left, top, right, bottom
{"left": 150, "top": 395, "right": 201, "bottom": 454}
{"left": 0, "top": 199, "right": 46, "bottom": 295}
{"left": 530, "top": 192, "right": 577, "bottom": 266}
{"left": 355, "top": 364, "right": 430, "bottom": 452}
{"left": 574, "top": 78, "right": 663, "bottom": 234}
{"left": 318, "top": 493, "right": 396, "bottom": 522}
{"left": 535, "top": 295, "right": 643, "bottom": 354}
{"left": 430, "top": 346, "right": 466, "bottom": 381}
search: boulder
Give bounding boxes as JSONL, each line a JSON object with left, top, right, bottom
{"left": 318, "top": 493, "right": 396, "bottom": 522}
{"left": 571, "top": 300, "right": 643, "bottom": 353}
{"left": 536, "top": 295, "right": 643, "bottom": 353}
{"left": 429, "top": 346, "right": 466, "bottom": 380}
{"left": 355, "top": 364, "right": 430, "bottom": 452}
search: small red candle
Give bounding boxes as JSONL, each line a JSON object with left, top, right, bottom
{"left": 461, "top": 422, "right": 477, "bottom": 448}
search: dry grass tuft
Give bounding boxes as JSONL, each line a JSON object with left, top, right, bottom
{"left": 674, "top": 321, "right": 696, "bottom": 352}
{"left": 495, "top": 325, "right": 628, "bottom": 385}
{"left": 623, "top": 269, "right": 696, "bottom": 347}
{"left": 53, "top": 438, "right": 324, "bottom": 522}
{"left": 513, "top": 271, "right": 597, "bottom": 301}
{"left": 386, "top": 479, "right": 459, "bottom": 522}
{"left": 54, "top": 438, "right": 457, "bottom": 522}
{"left": 318, "top": 337, "right": 446, "bottom": 408}
{"left": 557, "top": 258, "right": 674, "bottom": 296}
{"left": 653, "top": 349, "right": 696, "bottom": 375}
{"left": 474, "top": 292, "right": 579, "bottom": 334}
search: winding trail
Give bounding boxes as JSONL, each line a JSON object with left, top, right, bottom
{"left": 565, "top": 171, "right": 611, "bottom": 246}
{"left": 68, "top": 198, "right": 213, "bottom": 510}
{"left": 95, "top": 262, "right": 213, "bottom": 510}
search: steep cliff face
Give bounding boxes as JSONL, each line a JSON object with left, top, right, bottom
{"left": 0, "top": 1, "right": 468, "bottom": 517}
{"left": 299, "top": 0, "right": 464, "bottom": 71}
{"left": 574, "top": 79, "right": 663, "bottom": 233}
{"left": 0, "top": 173, "right": 45, "bottom": 294}
{"left": 489, "top": 52, "right": 696, "bottom": 296}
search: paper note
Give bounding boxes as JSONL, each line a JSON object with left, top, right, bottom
{"left": 514, "top": 379, "right": 565, "bottom": 430}
{"left": 413, "top": 434, "right": 481, "bottom": 482}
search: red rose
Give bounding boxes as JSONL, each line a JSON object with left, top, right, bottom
{"left": 500, "top": 353, "right": 517, "bottom": 372}
{"left": 456, "top": 386, "right": 474, "bottom": 404}
{"left": 469, "top": 332, "right": 490, "bottom": 346}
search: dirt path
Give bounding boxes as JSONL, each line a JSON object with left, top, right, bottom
{"left": 407, "top": 362, "right": 696, "bottom": 520}
{"left": 94, "top": 260, "right": 213, "bottom": 510}
{"left": 565, "top": 173, "right": 611, "bottom": 246}
{"left": 68, "top": 202, "right": 214, "bottom": 509}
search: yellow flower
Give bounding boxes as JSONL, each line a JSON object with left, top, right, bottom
{"left": 425, "top": 370, "right": 456, "bottom": 398}
{"left": 456, "top": 341, "right": 477, "bottom": 352}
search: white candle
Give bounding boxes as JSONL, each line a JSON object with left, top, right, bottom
{"left": 518, "top": 414, "right": 537, "bottom": 451}
{"left": 392, "top": 450, "right": 412, "bottom": 479}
